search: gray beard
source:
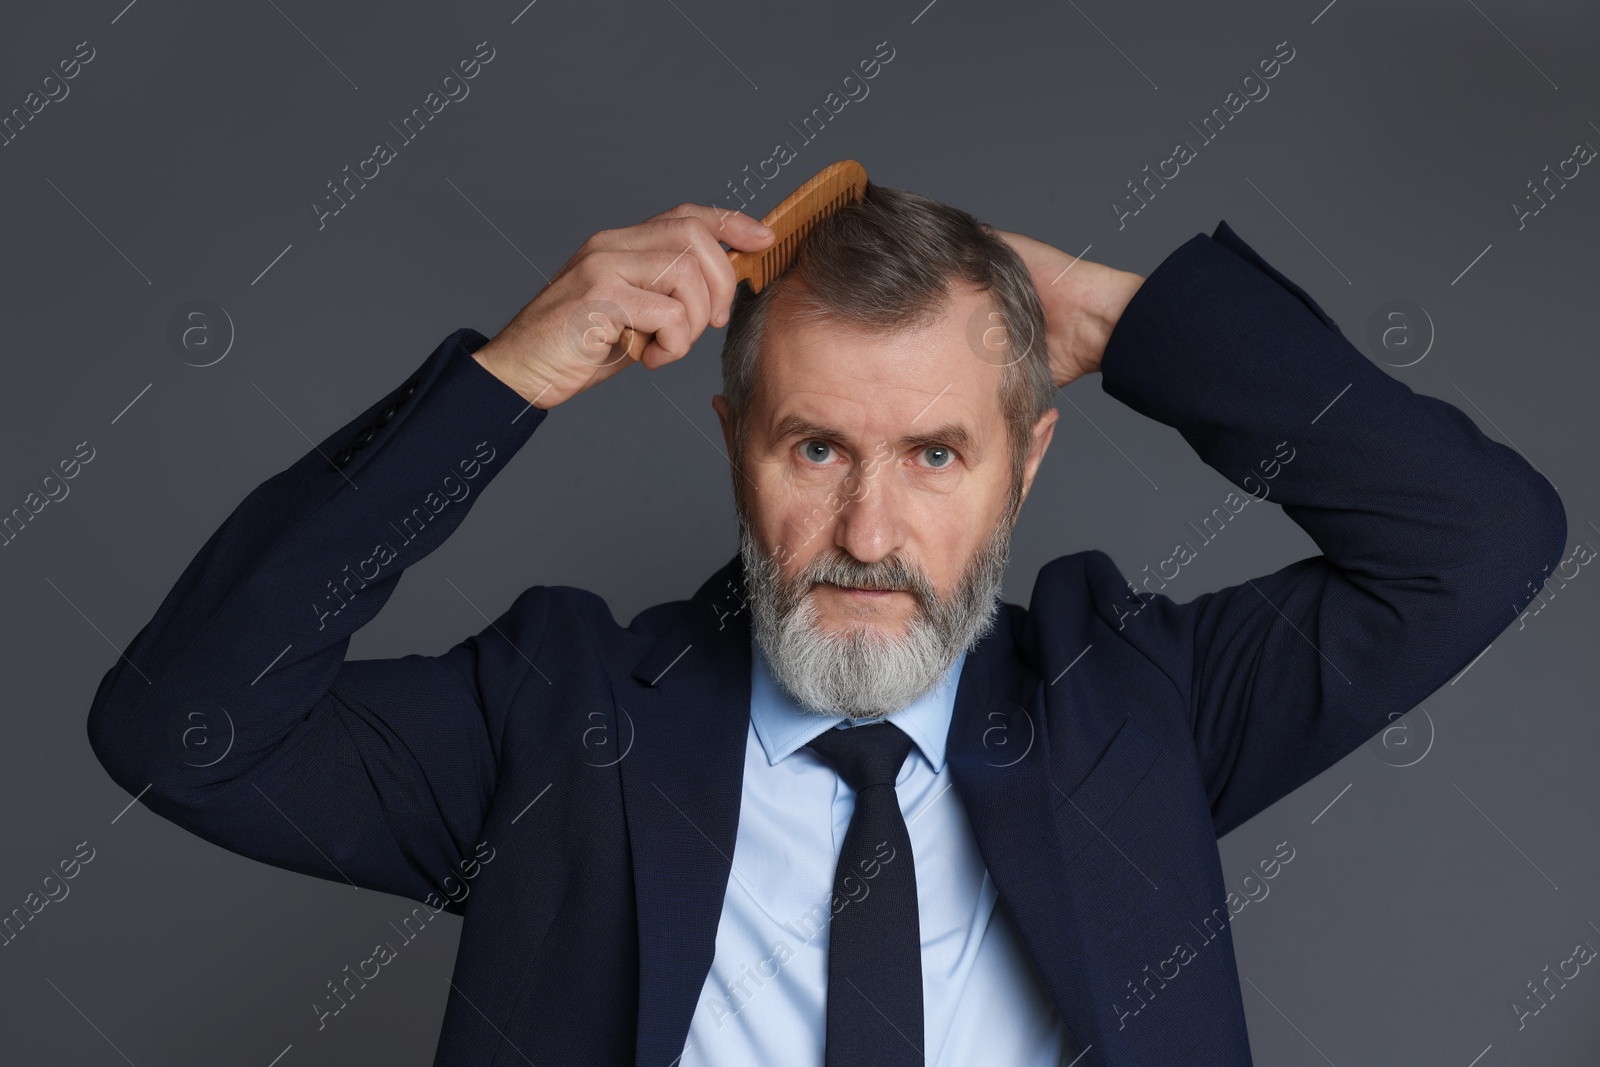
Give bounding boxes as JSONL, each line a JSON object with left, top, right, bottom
{"left": 737, "top": 505, "right": 1014, "bottom": 719}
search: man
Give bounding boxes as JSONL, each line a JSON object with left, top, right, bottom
{"left": 87, "top": 181, "right": 1565, "bottom": 1066}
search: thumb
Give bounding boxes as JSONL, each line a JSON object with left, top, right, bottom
{"left": 714, "top": 208, "right": 776, "bottom": 251}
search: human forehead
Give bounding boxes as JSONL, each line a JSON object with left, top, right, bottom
{"left": 753, "top": 284, "right": 1006, "bottom": 447}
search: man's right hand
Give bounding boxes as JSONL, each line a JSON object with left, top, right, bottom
{"left": 472, "top": 204, "right": 776, "bottom": 409}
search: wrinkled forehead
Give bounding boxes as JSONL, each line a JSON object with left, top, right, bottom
{"left": 748, "top": 282, "right": 1008, "bottom": 453}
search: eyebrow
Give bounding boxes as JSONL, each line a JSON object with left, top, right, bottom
{"left": 770, "top": 413, "right": 978, "bottom": 457}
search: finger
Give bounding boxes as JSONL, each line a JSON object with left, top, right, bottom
{"left": 642, "top": 215, "right": 741, "bottom": 327}
{"left": 584, "top": 205, "right": 772, "bottom": 262}
{"left": 642, "top": 248, "right": 713, "bottom": 350}
{"left": 593, "top": 248, "right": 713, "bottom": 347}
{"left": 650, "top": 202, "right": 775, "bottom": 253}
{"left": 643, "top": 280, "right": 700, "bottom": 367}
{"left": 638, "top": 337, "right": 679, "bottom": 371}
{"left": 609, "top": 286, "right": 697, "bottom": 370}
{"left": 564, "top": 302, "right": 639, "bottom": 371}
{"left": 615, "top": 207, "right": 773, "bottom": 324}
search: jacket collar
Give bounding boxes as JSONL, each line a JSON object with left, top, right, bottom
{"left": 618, "top": 554, "right": 755, "bottom": 1067}
{"left": 942, "top": 603, "right": 1110, "bottom": 1058}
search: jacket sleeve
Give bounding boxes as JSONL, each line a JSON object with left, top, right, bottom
{"left": 1095, "top": 221, "right": 1566, "bottom": 838}
{"left": 86, "top": 327, "right": 549, "bottom": 911}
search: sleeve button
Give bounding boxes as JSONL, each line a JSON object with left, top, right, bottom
{"left": 352, "top": 425, "right": 376, "bottom": 448}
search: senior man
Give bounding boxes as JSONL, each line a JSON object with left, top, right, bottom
{"left": 88, "top": 181, "right": 1564, "bottom": 1066}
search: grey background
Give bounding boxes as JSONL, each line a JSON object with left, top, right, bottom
{"left": 1, "top": 0, "right": 1596, "bottom": 1063}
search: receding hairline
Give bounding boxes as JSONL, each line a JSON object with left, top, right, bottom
{"left": 758, "top": 266, "right": 957, "bottom": 335}
{"left": 737, "top": 277, "right": 1007, "bottom": 459}
{"left": 741, "top": 271, "right": 1009, "bottom": 384}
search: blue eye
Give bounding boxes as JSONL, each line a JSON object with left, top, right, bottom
{"left": 921, "top": 446, "right": 954, "bottom": 468}
{"left": 801, "top": 440, "right": 834, "bottom": 464}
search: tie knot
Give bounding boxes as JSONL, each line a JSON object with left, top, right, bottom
{"left": 805, "top": 721, "right": 915, "bottom": 793}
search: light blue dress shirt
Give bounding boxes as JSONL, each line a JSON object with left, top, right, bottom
{"left": 680, "top": 641, "right": 1081, "bottom": 1066}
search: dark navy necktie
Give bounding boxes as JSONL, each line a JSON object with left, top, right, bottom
{"left": 805, "top": 721, "right": 925, "bottom": 1066}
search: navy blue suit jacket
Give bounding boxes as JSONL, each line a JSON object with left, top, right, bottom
{"left": 87, "top": 221, "right": 1565, "bottom": 1066}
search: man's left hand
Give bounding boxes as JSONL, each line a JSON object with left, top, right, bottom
{"left": 994, "top": 230, "right": 1145, "bottom": 389}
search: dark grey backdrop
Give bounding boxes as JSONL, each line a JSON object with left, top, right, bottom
{"left": 2, "top": 0, "right": 1595, "bottom": 1063}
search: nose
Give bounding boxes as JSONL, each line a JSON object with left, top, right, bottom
{"left": 831, "top": 459, "right": 904, "bottom": 566}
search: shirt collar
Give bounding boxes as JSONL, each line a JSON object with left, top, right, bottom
{"left": 749, "top": 638, "right": 967, "bottom": 774}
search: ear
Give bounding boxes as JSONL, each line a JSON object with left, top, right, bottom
{"left": 711, "top": 394, "right": 734, "bottom": 455}
{"left": 1014, "top": 407, "right": 1059, "bottom": 514}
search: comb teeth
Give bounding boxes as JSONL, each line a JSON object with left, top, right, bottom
{"left": 727, "top": 160, "right": 869, "bottom": 293}
{"left": 755, "top": 188, "right": 859, "bottom": 289}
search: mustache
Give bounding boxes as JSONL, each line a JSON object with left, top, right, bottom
{"left": 801, "top": 551, "right": 935, "bottom": 600}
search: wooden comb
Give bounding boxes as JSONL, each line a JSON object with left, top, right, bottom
{"left": 614, "top": 159, "right": 869, "bottom": 362}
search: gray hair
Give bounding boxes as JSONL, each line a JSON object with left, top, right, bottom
{"left": 718, "top": 181, "right": 1054, "bottom": 516}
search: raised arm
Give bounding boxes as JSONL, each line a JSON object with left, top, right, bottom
{"left": 85, "top": 330, "right": 550, "bottom": 908}
{"left": 86, "top": 205, "right": 776, "bottom": 907}
{"left": 1011, "top": 221, "right": 1565, "bottom": 837}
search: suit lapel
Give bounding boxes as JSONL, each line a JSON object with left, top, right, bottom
{"left": 617, "top": 554, "right": 753, "bottom": 1067}
{"left": 945, "top": 608, "right": 1117, "bottom": 1061}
